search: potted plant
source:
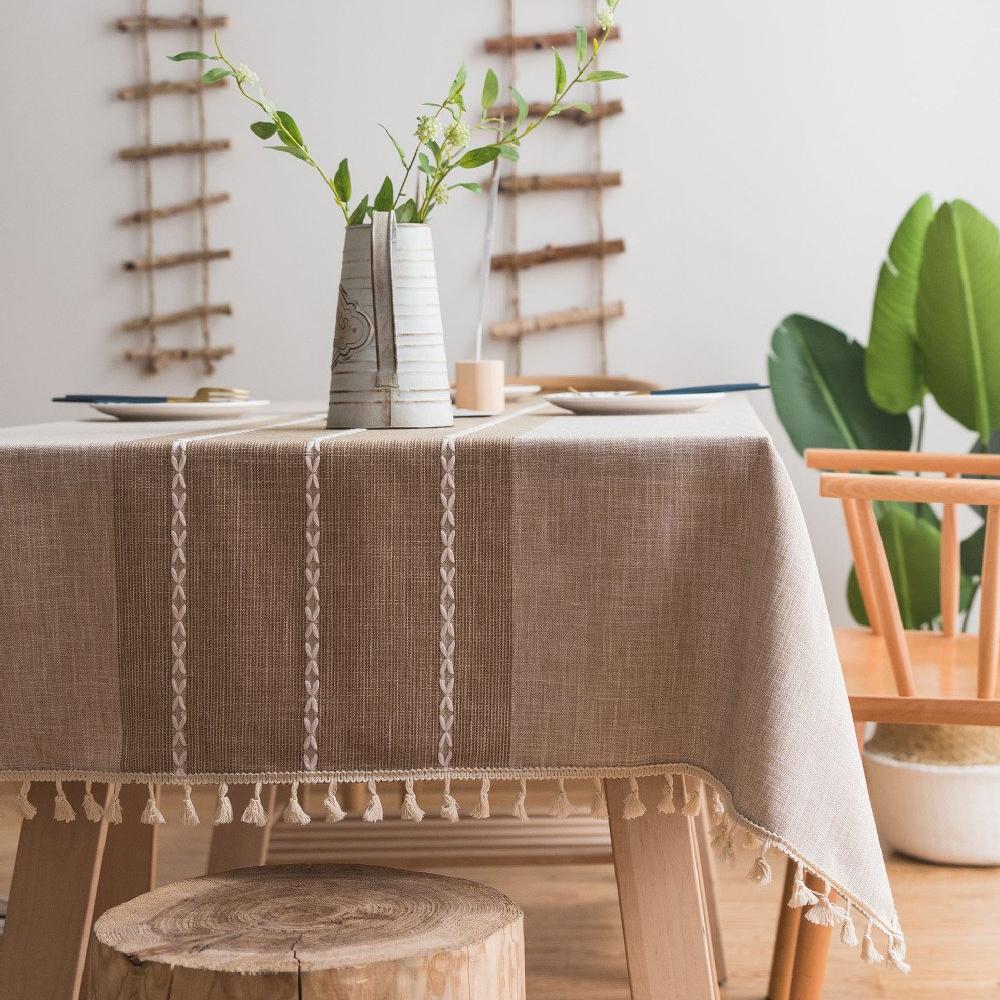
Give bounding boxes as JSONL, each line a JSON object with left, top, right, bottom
{"left": 767, "top": 195, "right": 1000, "bottom": 864}
{"left": 169, "top": 1, "right": 626, "bottom": 428}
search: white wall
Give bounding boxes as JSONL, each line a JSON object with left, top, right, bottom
{"left": 2, "top": 0, "right": 997, "bottom": 623}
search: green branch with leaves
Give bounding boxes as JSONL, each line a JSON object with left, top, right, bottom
{"left": 168, "top": 0, "right": 625, "bottom": 225}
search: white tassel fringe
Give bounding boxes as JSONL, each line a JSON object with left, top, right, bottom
{"left": 105, "top": 783, "right": 123, "bottom": 825}
{"left": 512, "top": 778, "right": 529, "bottom": 822}
{"left": 140, "top": 783, "right": 165, "bottom": 825}
{"left": 282, "top": 781, "right": 311, "bottom": 825}
{"left": 548, "top": 778, "right": 573, "bottom": 819}
{"left": 53, "top": 780, "right": 76, "bottom": 822}
{"left": 862, "top": 918, "right": 883, "bottom": 963}
{"left": 787, "top": 861, "right": 818, "bottom": 909}
{"left": 324, "top": 781, "right": 347, "bottom": 823}
{"left": 622, "top": 776, "right": 646, "bottom": 819}
{"left": 681, "top": 779, "right": 702, "bottom": 816}
{"left": 213, "top": 781, "right": 233, "bottom": 825}
{"left": 16, "top": 780, "right": 36, "bottom": 820}
{"left": 840, "top": 900, "right": 859, "bottom": 948}
{"left": 805, "top": 881, "right": 845, "bottom": 927}
{"left": 401, "top": 778, "right": 425, "bottom": 822}
{"left": 242, "top": 782, "right": 269, "bottom": 827}
{"left": 82, "top": 781, "right": 104, "bottom": 822}
{"left": 747, "top": 840, "right": 772, "bottom": 886}
{"left": 440, "top": 777, "right": 460, "bottom": 822}
{"left": 470, "top": 777, "right": 490, "bottom": 819}
{"left": 657, "top": 774, "right": 676, "bottom": 815}
{"left": 181, "top": 784, "right": 200, "bottom": 826}
{"left": 363, "top": 780, "right": 384, "bottom": 823}
{"left": 887, "top": 935, "right": 911, "bottom": 974}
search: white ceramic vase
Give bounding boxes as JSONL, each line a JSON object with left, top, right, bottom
{"left": 326, "top": 214, "right": 453, "bottom": 429}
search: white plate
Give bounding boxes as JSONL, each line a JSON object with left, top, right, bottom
{"left": 544, "top": 391, "right": 723, "bottom": 416}
{"left": 91, "top": 400, "right": 271, "bottom": 421}
{"left": 505, "top": 384, "right": 542, "bottom": 400}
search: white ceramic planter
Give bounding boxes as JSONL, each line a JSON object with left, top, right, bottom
{"left": 865, "top": 749, "right": 1000, "bottom": 866}
{"left": 327, "top": 217, "right": 453, "bottom": 429}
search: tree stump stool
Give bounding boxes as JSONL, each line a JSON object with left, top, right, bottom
{"left": 86, "top": 863, "right": 525, "bottom": 1000}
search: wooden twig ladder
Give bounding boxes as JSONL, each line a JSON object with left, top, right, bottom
{"left": 117, "top": 2, "right": 233, "bottom": 373}
{"left": 489, "top": 2, "right": 625, "bottom": 374}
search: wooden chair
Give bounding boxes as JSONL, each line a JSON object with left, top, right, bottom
{"left": 768, "top": 448, "right": 1000, "bottom": 1000}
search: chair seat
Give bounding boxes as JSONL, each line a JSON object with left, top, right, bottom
{"left": 835, "top": 627, "right": 1000, "bottom": 726}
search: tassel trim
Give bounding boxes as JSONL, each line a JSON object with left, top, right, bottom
{"left": 324, "top": 781, "right": 346, "bottom": 823}
{"left": 548, "top": 778, "right": 573, "bottom": 819}
{"left": 82, "top": 781, "right": 104, "bottom": 822}
{"left": 470, "top": 777, "right": 490, "bottom": 820}
{"left": 213, "top": 781, "right": 233, "bottom": 825}
{"left": 140, "top": 783, "right": 165, "bottom": 825}
{"left": 440, "top": 776, "right": 460, "bottom": 822}
{"left": 0, "top": 767, "right": 908, "bottom": 971}
{"left": 282, "top": 781, "right": 311, "bottom": 825}
{"left": 622, "top": 776, "right": 646, "bottom": 819}
{"left": 242, "top": 781, "right": 269, "bottom": 827}
{"left": 362, "top": 780, "right": 384, "bottom": 823}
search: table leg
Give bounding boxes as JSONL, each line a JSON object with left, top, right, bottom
{"left": 766, "top": 857, "right": 802, "bottom": 1000}
{"left": 694, "top": 800, "right": 728, "bottom": 986}
{"left": 0, "top": 781, "right": 108, "bottom": 1000}
{"left": 206, "top": 784, "right": 277, "bottom": 874}
{"left": 788, "top": 873, "right": 834, "bottom": 1000}
{"left": 606, "top": 776, "right": 719, "bottom": 1000}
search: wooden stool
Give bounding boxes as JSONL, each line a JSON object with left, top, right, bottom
{"left": 86, "top": 863, "right": 525, "bottom": 1000}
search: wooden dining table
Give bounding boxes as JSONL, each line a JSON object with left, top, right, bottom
{"left": 0, "top": 399, "right": 904, "bottom": 998}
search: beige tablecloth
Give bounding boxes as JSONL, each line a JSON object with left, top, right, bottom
{"left": 0, "top": 399, "right": 907, "bottom": 967}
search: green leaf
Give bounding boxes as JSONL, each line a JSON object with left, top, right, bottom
{"left": 201, "top": 67, "right": 233, "bottom": 83}
{"left": 250, "top": 121, "right": 277, "bottom": 139}
{"left": 347, "top": 196, "right": 369, "bottom": 226}
{"left": 275, "top": 111, "right": 304, "bottom": 147}
{"left": 583, "top": 70, "right": 628, "bottom": 82}
{"left": 426, "top": 139, "right": 442, "bottom": 164}
{"left": 498, "top": 144, "right": 519, "bottom": 161}
{"left": 333, "top": 158, "right": 351, "bottom": 204}
{"left": 768, "top": 314, "right": 912, "bottom": 454}
{"left": 552, "top": 102, "right": 592, "bottom": 116}
{"left": 373, "top": 177, "right": 394, "bottom": 212}
{"left": 168, "top": 51, "right": 216, "bottom": 61}
{"left": 511, "top": 86, "right": 529, "bottom": 128}
{"left": 379, "top": 124, "right": 407, "bottom": 166}
{"left": 554, "top": 49, "right": 567, "bottom": 94}
{"left": 266, "top": 144, "right": 309, "bottom": 161}
{"left": 846, "top": 503, "right": 973, "bottom": 628}
{"left": 395, "top": 199, "right": 418, "bottom": 223}
{"left": 917, "top": 199, "right": 1000, "bottom": 443}
{"left": 575, "top": 26, "right": 587, "bottom": 68}
{"left": 451, "top": 182, "right": 481, "bottom": 192}
{"left": 481, "top": 69, "right": 499, "bottom": 113}
{"left": 448, "top": 64, "right": 467, "bottom": 102}
{"left": 865, "top": 194, "right": 934, "bottom": 414}
{"left": 458, "top": 145, "right": 502, "bottom": 169}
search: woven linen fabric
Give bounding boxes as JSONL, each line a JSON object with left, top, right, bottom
{"left": 0, "top": 401, "right": 904, "bottom": 951}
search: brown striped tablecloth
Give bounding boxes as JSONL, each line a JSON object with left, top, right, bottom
{"left": 0, "top": 399, "right": 907, "bottom": 966}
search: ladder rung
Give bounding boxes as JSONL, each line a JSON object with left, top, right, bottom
{"left": 488, "top": 99, "right": 622, "bottom": 126}
{"left": 119, "top": 193, "right": 230, "bottom": 225}
{"left": 116, "top": 79, "right": 227, "bottom": 101}
{"left": 115, "top": 15, "right": 228, "bottom": 32}
{"left": 118, "top": 139, "right": 231, "bottom": 160}
{"left": 484, "top": 25, "right": 620, "bottom": 53}
{"left": 121, "top": 304, "right": 232, "bottom": 333}
{"left": 498, "top": 171, "right": 621, "bottom": 194}
{"left": 123, "top": 248, "right": 231, "bottom": 271}
{"left": 491, "top": 239, "right": 624, "bottom": 272}
{"left": 490, "top": 302, "right": 625, "bottom": 340}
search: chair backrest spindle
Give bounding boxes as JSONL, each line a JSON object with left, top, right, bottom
{"left": 978, "top": 506, "right": 1000, "bottom": 698}
{"left": 940, "top": 474, "right": 960, "bottom": 639}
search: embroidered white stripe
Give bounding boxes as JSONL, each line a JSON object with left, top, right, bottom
{"left": 302, "top": 429, "right": 363, "bottom": 771}
{"left": 169, "top": 414, "right": 324, "bottom": 775}
{"left": 437, "top": 405, "right": 546, "bottom": 768}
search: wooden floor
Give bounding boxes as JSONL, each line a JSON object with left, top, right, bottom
{"left": 0, "top": 786, "right": 997, "bottom": 997}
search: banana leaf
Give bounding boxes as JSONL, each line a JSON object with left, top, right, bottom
{"left": 768, "top": 314, "right": 912, "bottom": 455}
{"left": 916, "top": 200, "right": 1000, "bottom": 443}
{"left": 865, "top": 194, "right": 934, "bottom": 414}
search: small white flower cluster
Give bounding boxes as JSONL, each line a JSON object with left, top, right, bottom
{"left": 443, "top": 120, "right": 471, "bottom": 148}
{"left": 234, "top": 62, "right": 259, "bottom": 88}
{"left": 415, "top": 115, "right": 437, "bottom": 143}
{"left": 597, "top": 0, "right": 614, "bottom": 32}
{"left": 431, "top": 185, "right": 449, "bottom": 206}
